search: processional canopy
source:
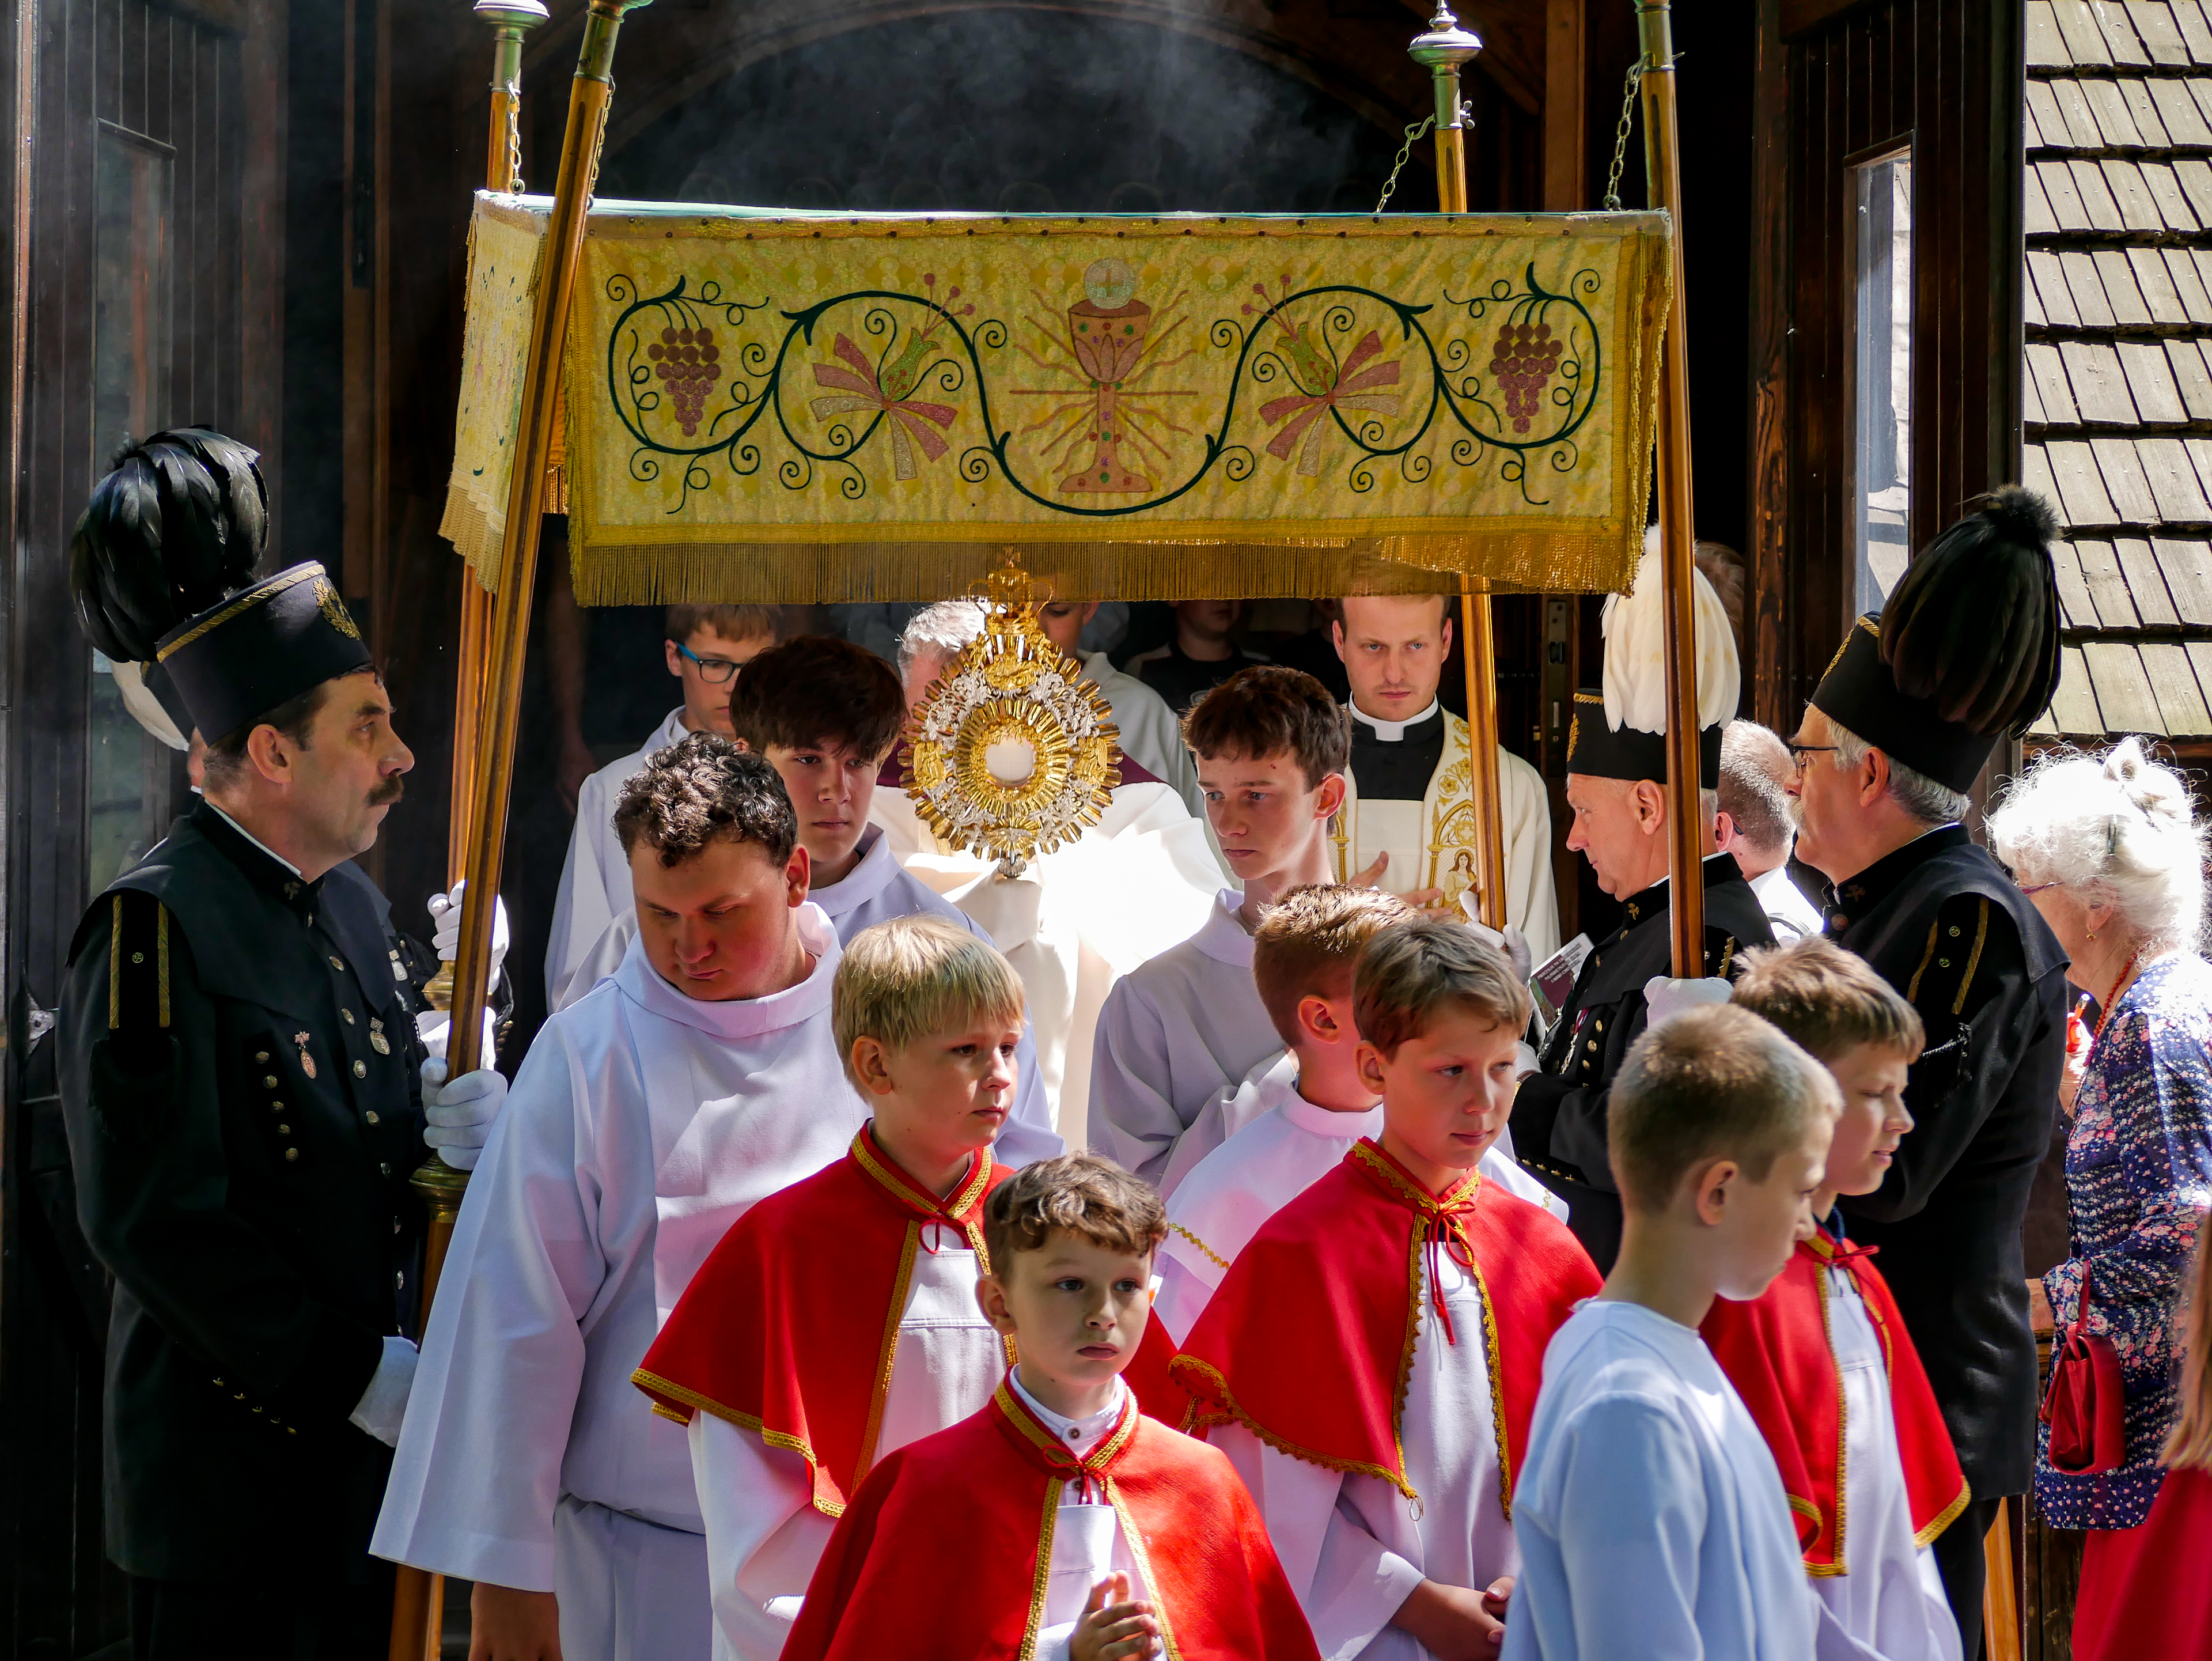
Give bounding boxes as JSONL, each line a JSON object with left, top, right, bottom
{"left": 443, "top": 196, "right": 1675, "bottom": 603}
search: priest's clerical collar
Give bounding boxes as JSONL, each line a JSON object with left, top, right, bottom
{"left": 1348, "top": 697, "right": 1441, "bottom": 741}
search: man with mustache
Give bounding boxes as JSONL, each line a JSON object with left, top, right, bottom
{"left": 57, "top": 429, "right": 507, "bottom": 1658}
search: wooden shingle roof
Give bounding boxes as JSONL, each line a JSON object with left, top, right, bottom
{"left": 2024, "top": 1, "right": 2212, "bottom": 740}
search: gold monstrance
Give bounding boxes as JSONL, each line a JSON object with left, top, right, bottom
{"left": 903, "top": 557, "right": 1122, "bottom": 877}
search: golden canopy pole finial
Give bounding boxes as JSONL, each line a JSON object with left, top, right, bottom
{"left": 1407, "top": 5, "right": 1508, "bottom": 931}
{"left": 391, "top": 6, "right": 650, "bottom": 1661}
{"left": 1634, "top": 0, "right": 1705, "bottom": 974}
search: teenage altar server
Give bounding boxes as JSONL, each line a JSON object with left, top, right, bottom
{"left": 374, "top": 737, "right": 864, "bottom": 1661}
{"left": 1176, "top": 920, "right": 1600, "bottom": 1659}
{"left": 1503, "top": 1005, "right": 1838, "bottom": 1661}
{"left": 549, "top": 636, "right": 1062, "bottom": 1160}
{"left": 1091, "top": 667, "right": 1354, "bottom": 1183}
{"left": 781, "top": 1153, "right": 1321, "bottom": 1661}
{"left": 546, "top": 604, "right": 780, "bottom": 1009}
{"left": 1154, "top": 886, "right": 1565, "bottom": 1338}
{"left": 1710, "top": 939, "right": 1967, "bottom": 1661}
{"left": 1329, "top": 593, "right": 1559, "bottom": 960}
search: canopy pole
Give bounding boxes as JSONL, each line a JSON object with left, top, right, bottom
{"left": 1410, "top": 5, "right": 1507, "bottom": 930}
{"left": 445, "top": 1, "right": 546, "bottom": 886}
{"left": 1635, "top": 0, "right": 1703, "bottom": 975}
{"left": 390, "top": 6, "right": 646, "bottom": 1659}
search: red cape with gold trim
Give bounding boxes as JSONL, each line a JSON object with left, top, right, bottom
{"left": 1171, "top": 1139, "right": 1600, "bottom": 1512}
{"left": 632, "top": 1127, "right": 1183, "bottom": 1516}
{"left": 632, "top": 1127, "right": 1010, "bottom": 1516}
{"left": 1699, "top": 1230, "right": 1971, "bottom": 1571}
{"left": 779, "top": 1380, "right": 1322, "bottom": 1661}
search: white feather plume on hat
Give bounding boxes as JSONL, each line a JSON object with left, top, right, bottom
{"left": 1600, "top": 524, "right": 1741, "bottom": 736}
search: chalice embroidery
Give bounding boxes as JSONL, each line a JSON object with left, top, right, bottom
{"left": 1010, "top": 258, "right": 1199, "bottom": 495}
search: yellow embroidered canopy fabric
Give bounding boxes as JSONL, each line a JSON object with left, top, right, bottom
{"left": 443, "top": 194, "right": 1673, "bottom": 603}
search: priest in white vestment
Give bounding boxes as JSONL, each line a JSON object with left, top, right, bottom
{"left": 373, "top": 737, "right": 864, "bottom": 1661}
{"left": 544, "top": 606, "right": 779, "bottom": 1010}
{"left": 1328, "top": 594, "right": 1559, "bottom": 962}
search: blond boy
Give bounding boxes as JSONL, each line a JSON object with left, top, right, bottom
{"left": 1177, "top": 918, "right": 1600, "bottom": 1659}
{"left": 635, "top": 915, "right": 1026, "bottom": 1660}
{"left": 1503, "top": 1004, "right": 1839, "bottom": 1661}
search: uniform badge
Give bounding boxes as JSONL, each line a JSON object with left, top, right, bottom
{"left": 369, "top": 1017, "right": 391, "bottom": 1055}
{"left": 293, "top": 1031, "right": 317, "bottom": 1080}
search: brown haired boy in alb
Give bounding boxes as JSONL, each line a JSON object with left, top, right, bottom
{"left": 1091, "top": 665, "right": 1355, "bottom": 1186}
{"left": 780, "top": 1154, "right": 1321, "bottom": 1661}
{"left": 1176, "top": 917, "right": 1600, "bottom": 1658}
{"left": 1703, "top": 937, "right": 1969, "bottom": 1661}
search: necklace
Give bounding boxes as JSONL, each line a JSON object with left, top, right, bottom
{"left": 2093, "top": 942, "right": 2147, "bottom": 1041}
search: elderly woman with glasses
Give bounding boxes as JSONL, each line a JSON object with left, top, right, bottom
{"left": 1988, "top": 737, "right": 2212, "bottom": 1649}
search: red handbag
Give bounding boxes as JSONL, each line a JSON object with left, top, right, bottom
{"left": 2041, "top": 1261, "right": 2128, "bottom": 1475}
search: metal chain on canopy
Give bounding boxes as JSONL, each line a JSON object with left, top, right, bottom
{"left": 1375, "top": 114, "right": 1437, "bottom": 214}
{"left": 1601, "top": 51, "right": 1682, "bottom": 211}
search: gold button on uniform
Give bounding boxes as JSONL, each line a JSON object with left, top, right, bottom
{"left": 255, "top": 1051, "right": 270, "bottom": 1063}
{"left": 328, "top": 955, "right": 344, "bottom": 970}
{"left": 283, "top": 1148, "right": 300, "bottom": 1163}
{"left": 365, "top": 1111, "right": 380, "bottom": 1125}
{"left": 353, "top": 1060, "right": 368, "bottom": 1078}
{"left": 263, "top": 1076, "right": 279, "bottom": 1089}
{"left": 342, "top": 1009, "right": 355, "bottom": 1024}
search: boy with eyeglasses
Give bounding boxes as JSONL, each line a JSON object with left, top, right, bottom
{"left": 547, "top": 604, "right": 781, "bottom": 1010}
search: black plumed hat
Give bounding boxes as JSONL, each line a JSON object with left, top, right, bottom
{"left": 70, "top": 429, "right": 372, "bottom": 741}
{"left": 1810, "top": 487, "right": 2062, "bottom": 793}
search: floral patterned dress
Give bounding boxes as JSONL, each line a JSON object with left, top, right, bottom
{"left": 2036, "top": 952, "right": 2212, "bottom": 1529}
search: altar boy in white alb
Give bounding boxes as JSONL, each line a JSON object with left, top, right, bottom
{"left": 1173, "top": 920, "right": 1600, "bottom": 1659}
{"left": 551, "top": 635, "right": 1062, "bottom": 1160}
{"left": 1503, "top": 1004, "right": 1838, "bottom": 1661}
{"left": 374, "top": 737, "right": 865, "bottom": 1661}
{"left": 1155, "top": 884, "right": 1563, "bottom": 1341}
{"left": 1089, "top": 666, "right": 1351, "bottom": 1185}
{"left": 544, "top": 604, "right": 779, "bottom": 1009}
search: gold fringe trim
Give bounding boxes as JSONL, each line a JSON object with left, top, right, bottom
{"left": 1914, "top": 1481, "right": 1974, "bottom": 1548}
{"left": 628, "top": 1368, "right": 847, "bottom": 1519}
{"left": 1168, "top": 1222, "right": 1229, "bottom": 1273}
{"left": 1169, "top": 1355, "right": 1418, "bottom": 1501}
{"left": 1018, "top": 1477, "right": 1061, "bottom": 1661}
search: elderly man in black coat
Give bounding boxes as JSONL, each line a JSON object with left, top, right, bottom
{"left": 1787, "top": 488, "right": 2071, "bottom": 1661}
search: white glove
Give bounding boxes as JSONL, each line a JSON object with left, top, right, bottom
{"left": 421, "top": 1054, "right": 507, "bottom": 1171}
{"left": 1460, "top": 906, "right": 1535, "bottom": 982}
{"left": 349, "top": 1334, "right": 418, "bottom": 1447}
{"left": 414, "top": 1005, "right": 499, "bottom": 1071}
{"left": 1514, "top": 1041, "right": 1541, "bottom": 1079}
{"left": 1642, "top": 974, "right": 1734, "bottom": 1029}
{"left": 428, "top": 881, "right": 509, "bottom": 978}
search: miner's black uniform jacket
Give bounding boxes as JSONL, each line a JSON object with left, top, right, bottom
{"left": 1513, "top": 853, "right": 1777, "bottom": 1270}
{"left": 59, "top": 801, "right": 430, "bottom": 1580}
{"left": 1828, "top": 825, "right": 2069, "bottom": 1499}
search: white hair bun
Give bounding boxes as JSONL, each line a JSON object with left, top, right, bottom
{"left": 2103, "top": 736, "right": 2193, "bottom": 828}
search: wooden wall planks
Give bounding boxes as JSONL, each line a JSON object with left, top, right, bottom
{"left": 1747, "top": 0, "right": 2022, "bottom": 730}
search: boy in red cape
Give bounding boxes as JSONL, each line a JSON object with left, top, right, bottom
{"left": 635, "top": 916, "right": 1127, "bottom": 1659}
{"left": 1705, "top": 939, "right": 1969, "bottom": 1660}
{"left": 782, "top": 1152, "right": 1320, "bottom": 1661}
{"left": 1175, "top": 917, "right": 1601, "bottom": 1658}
